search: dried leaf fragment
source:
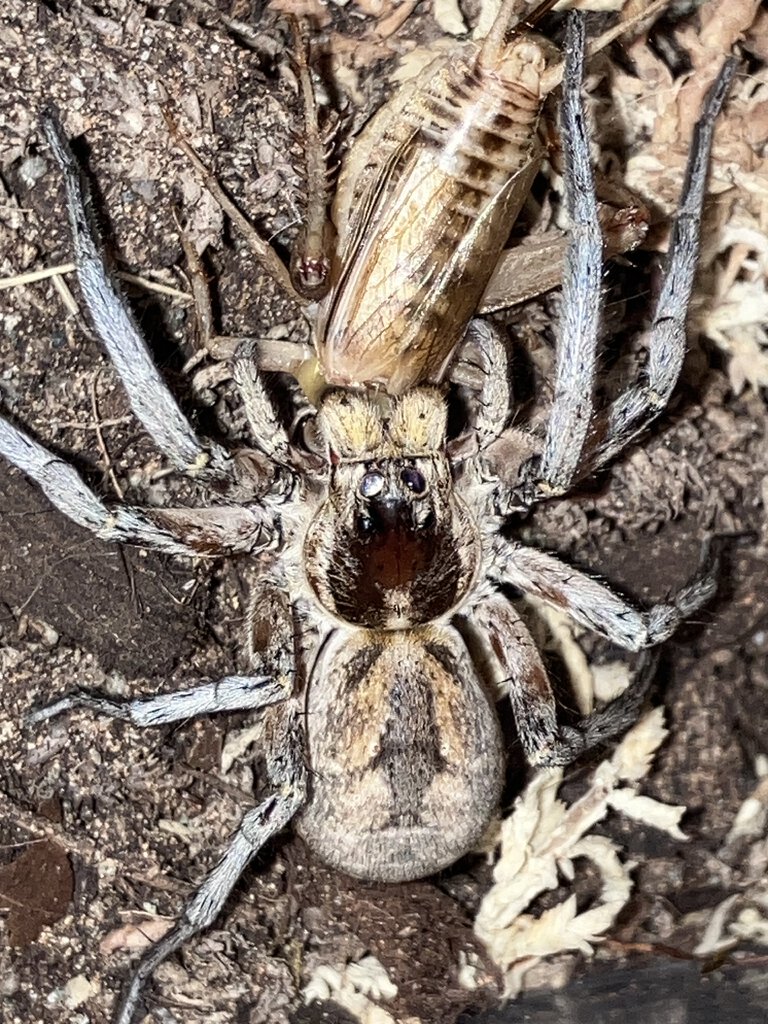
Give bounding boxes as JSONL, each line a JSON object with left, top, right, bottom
{"left": 303, "top": 955, "right": 398, "bottom": 1023}
{"left": 475, "top": 709, "right": 686, "bottom": 996}
{"left": 100, "top": 915, "right": 175, "bottom": 955}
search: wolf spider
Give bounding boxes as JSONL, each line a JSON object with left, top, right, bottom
{"left": 1, "top": 15, "right": 733, "bottom": 1024}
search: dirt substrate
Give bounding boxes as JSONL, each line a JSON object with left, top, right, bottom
{"left": 1, "top": 3, "right": 767, "bottom": 1024}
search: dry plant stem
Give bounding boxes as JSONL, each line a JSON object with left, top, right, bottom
{"left": 89, "top": 377, "right": 124, "bottom": 500}
{"left": 50, "top": 270, "right": 78, "bottom": 316}
{"left": 0, "top": 263, "right": 192, "bottom": 300}
{"left": 0, "top": 262, "right": 76, "bottom": 288}
{"left": 174, "top": 208, "right": 215, "bottom": 350}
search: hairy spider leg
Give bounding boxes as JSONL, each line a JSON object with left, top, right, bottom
{"left": 0, "top": 416, "right": 276, "bottom": 554}
{"left": 111, "top": 703, "right": 306, "bottom": 1024}
{"left": 492, "top": 539, "right": 718, "bottom": 653}
{"left": 468, "top": 592, "right": 662, "bottom": 765}
{"left": 520, "top": 17, "right": 736, "bottom": 500}
{"left": 42, "top": 110, "right": 232, "bottom": 482}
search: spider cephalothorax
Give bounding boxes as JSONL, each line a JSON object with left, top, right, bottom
{"left": 304, "top": 390, "right": 481, "bottom": 629}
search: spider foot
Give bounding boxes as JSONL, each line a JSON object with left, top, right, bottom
{"left": 535, "top": 651, "right": 659, "bottom": 767}
{"left": 26, "top": 692, "right": 132, "bottom": 728}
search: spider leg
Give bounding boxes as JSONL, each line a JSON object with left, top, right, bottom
{"left": 448, "top": 319, "right": 514, "bottom": 456}
{"left": 467, "top": 594, "right": 558, "bottom": 764}
{"left": 542, "top": 651, "right": 659, "bottom": 765}
{"left": 491, "top": 539, "right": 718, "bottom": 652}
{"left": 451, "top": 319, "right": 512, "bottom": 450}
{"left": 26, "top": 673, "right": 287, "bottom": 728}
{"left": 471, "top": 593, "right": 658, "bottom": 766}
{"left": 522, "top": 13, "right": 603, "bottom": 499}
{"left": 42, "top": 110, "right": 232, "bottom": 483}
{"left": 232, "top": 339, "right": 296, "bottom": 465}
{"left": 591, "top": 57, "right": 737, "bottom": 470}
{"left": 517, "top": 26, "right": 736, "bottom": 502}
{"left": 0, "top": 416, "right": 277, "bottom": 555}
{"left": 112, "top": 703, "right": 306, "bottom": 1024}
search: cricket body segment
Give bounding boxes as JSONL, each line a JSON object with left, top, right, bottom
{"left": 315, "top": 13, "right": 557, "bottom": 394}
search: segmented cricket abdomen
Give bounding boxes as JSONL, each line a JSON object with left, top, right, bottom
{"left": 418, "top": 40, "right": 546, "bottom": 212}
{"left": 316, "top": 32, "right": 557, "bottom": 395}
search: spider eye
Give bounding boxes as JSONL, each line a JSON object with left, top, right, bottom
{"left": 359, "top": 471, "right": 385, "bottom": 498}
{"left": 401, "top": 467, "right": 428, "bottom": 496}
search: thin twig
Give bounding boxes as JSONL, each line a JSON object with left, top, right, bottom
{"left": 89, "top": 376, "right": 125, "bottom": 500}
{"left": 50, "top": 272, "right": 78, "bottom": 316}
{"left": 0, "top": 262, "right": 191, "bottom": 301}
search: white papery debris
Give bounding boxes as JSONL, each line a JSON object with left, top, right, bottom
{"left": 532, "top": 603, "right": 595, "bottom": 715}
{"left": 729, "top": 902, "right": 768, "bottom": 945}
{"left": 723, "top": 777, "right": 768, "bottom": 847}
{"left": 302, "top": 955, "right": 398, "bottom": 1024}
{"left": 475, "top": 708, "right": 687, "bottom": 996}
{"left": 693, "top": 772, "right": 768, "bottom": 955}
{"left": 693, "top": 894, "right": 741, "bottom": 956}
{"left": 62, "top": 975, "right": 99, "bottom": 1009}
{"left": 457, "top": 949, "right": 482, "bottom": 989}
{"left": 433, "top": 0, "right": 467, "bottom": 36}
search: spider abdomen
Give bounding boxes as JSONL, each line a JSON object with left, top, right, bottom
{"left": 298, "top": 625, "right": 502, "bottom": 882}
